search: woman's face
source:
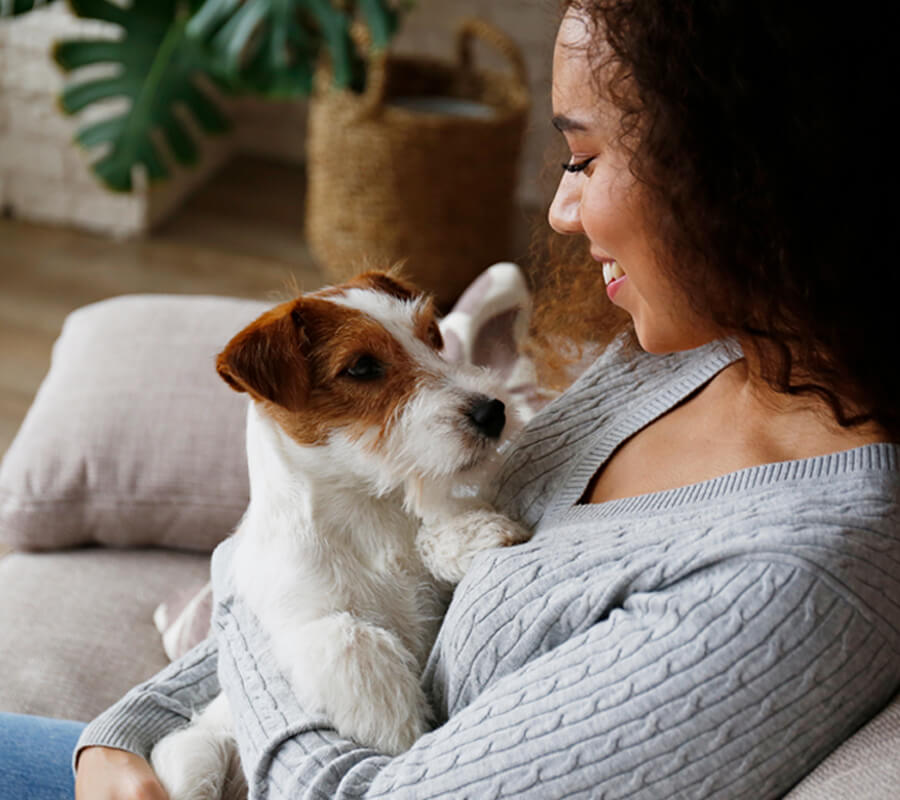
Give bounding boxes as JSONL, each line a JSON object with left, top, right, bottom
{"left": 548, "top": 11, "right": 719, "bottom": 354}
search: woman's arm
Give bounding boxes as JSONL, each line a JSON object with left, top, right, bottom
{"left": 215, "top": 557, "right": 897, "bottom": 799}
{"left": 73, "top": 634, "right": 220, "bottom": 769}
{"left": 75, "top": 747, "right": 169, "bottom": 800}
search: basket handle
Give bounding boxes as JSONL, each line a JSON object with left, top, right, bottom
{"left": 456, "top": 18, "right": 528, "bottom": 88}
{"left": 356, "top": 18, "right": 527, "bottom": 120}
{"left": 356, "top": 47, "right": 390, "bottom": 119}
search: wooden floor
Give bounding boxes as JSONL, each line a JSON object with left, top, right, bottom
{"left": 0, "top": 156, "right": 328, "bottom": 457}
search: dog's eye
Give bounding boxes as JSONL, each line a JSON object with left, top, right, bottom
{"left": 342, "top": 355, "right": 384, "bottom": 381}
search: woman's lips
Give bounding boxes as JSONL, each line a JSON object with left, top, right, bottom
{"left": 606, "top": 274, "right": 627, "bottom": 301}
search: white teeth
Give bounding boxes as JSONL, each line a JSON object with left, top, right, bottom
{"left": 602, "top": 260, "right": 624, "bottom": 286}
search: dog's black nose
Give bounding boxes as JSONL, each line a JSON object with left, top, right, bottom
{"left": 468, "top": 398, "right": 506, "bottom": 439}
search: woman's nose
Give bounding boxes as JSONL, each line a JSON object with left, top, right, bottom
{"left": 548, "top": 171, "right": 583, "bottom": 235}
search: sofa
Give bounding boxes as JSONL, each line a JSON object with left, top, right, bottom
{"left": 0, "top": 266, "right": 897, "bottom": 798}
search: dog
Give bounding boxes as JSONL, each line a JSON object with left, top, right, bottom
{"left": 149, "top": 271, "right": 530, "bottom": 800}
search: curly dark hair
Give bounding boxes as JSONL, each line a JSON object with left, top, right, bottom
{"left": 532, "top": 0, "right": 899, "bottom": 438}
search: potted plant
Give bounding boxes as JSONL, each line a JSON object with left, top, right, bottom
{"left": 4, "top": 0, "right": 530, "bottom": 306}
{"left": 3, "top": 0, "right": 408, "bottom": 190}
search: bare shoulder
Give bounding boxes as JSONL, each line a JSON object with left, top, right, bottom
{"left": 584, "top": 361, "right": 894, "bottom": 506}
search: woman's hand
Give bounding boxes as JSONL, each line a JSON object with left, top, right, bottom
{"left": 75, "top": 746, "right": 169, "bottom": 800}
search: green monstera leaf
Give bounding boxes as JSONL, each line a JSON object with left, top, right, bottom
{"left": 187, "top": 0, "right": 403, "bottom": 96}
{"left": 187, "top": 0, "right": 323, "bottom": 96}
{"left": 47, "top": 0, "right": 411, "bottom": 192}
{"left": 54, "top": 0, "right": 230, "bottom": 192}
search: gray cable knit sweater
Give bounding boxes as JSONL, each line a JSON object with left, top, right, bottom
{"left": 76, "top": 338, "right": 900, "bottom": 799}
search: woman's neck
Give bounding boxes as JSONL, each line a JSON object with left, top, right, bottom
{"left": 699, "top": 355, "right": 887, "bottom": 461}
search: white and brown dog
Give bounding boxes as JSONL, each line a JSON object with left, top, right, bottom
{"left": 150, "top": 271, "right": 529, "bottom": 800}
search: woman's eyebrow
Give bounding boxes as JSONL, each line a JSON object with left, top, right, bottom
{"left": 552, "top": 114, "right": 590, "bottom": 132}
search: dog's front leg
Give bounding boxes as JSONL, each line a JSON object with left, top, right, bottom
{"left": 416, "top": 501, "right": 531, "bottom": 584}
{"left": 271, "top": 613, "right": 430, "bottom": 755}
{"left": 150, "top": 693, "right": 244, "bottom": 800}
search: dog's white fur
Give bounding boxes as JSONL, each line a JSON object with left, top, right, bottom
{"left": 150, "top": 275, "right": 528, "bottom": 800}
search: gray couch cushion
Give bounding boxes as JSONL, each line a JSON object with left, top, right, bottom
{"left": 786, "top": 690, "right": 900, "bottom": 798}
{"left": 0, "top": 294, "right": 268, "bottom": 553}
{"left": 0, "top": 547, "right": 209, "bottom": 722}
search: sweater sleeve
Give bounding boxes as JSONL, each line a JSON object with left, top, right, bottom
{"left": 73, "top": 634, "right": 220, "bottom": 769}
{"left": 214, "top": 557, "right": 897, "bottom": 800}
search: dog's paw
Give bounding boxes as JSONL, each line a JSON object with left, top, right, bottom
{"left": 337, "top": 688, "right": 430, "bottom": 755}
{"left": 417, "top": 509, "right": 531, "bottom": 584}
{"left": 287, "top": 613, "right": 431, "bottom": 755}
{"left": 296, "top": 668, "right": 429, "bottom": 756}
{"left": 151, "top": 730, "right": 230, "bottom": 800}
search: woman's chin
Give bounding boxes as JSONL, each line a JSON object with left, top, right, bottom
{"left": 633, "top": 317, "right": 718, "bottom": 355}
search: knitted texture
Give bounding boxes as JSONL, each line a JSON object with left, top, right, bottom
{"left": 76, "top": 339, "right": 900, "bottom": 799}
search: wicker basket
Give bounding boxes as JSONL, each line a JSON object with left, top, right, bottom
{"left": 305, "top": 18, "right": 531, "bottom": 308}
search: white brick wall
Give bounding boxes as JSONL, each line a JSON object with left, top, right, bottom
{"left": 0, "top": 3, "right": 237, "bottom": 236}
{"left": 0, "top": 0, "right": 554, "bottom": 236}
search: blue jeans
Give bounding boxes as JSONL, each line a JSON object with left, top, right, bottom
{"left": 0, "top": 713, "right": 85, "bottom": 800}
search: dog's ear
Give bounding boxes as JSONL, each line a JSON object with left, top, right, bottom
{"left": 352, "top": 270, "right": 423, "bottom": 302}
{"left": 216, "top": 300, "right": 310, "bottom": 411}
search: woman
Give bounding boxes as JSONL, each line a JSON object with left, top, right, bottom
{"left": 8, "top": 1, "right": 900, "bottom": 798}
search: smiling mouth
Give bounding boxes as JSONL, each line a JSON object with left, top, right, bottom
{"left": 601, "top": 260, "right": 624, "bottom": 286}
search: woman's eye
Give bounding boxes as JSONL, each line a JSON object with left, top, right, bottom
{"left": 561, "top": 155, "right": 596, "bottom": 174}
{"left": 342, "top": 355, "right": 384, "bottom": 380}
